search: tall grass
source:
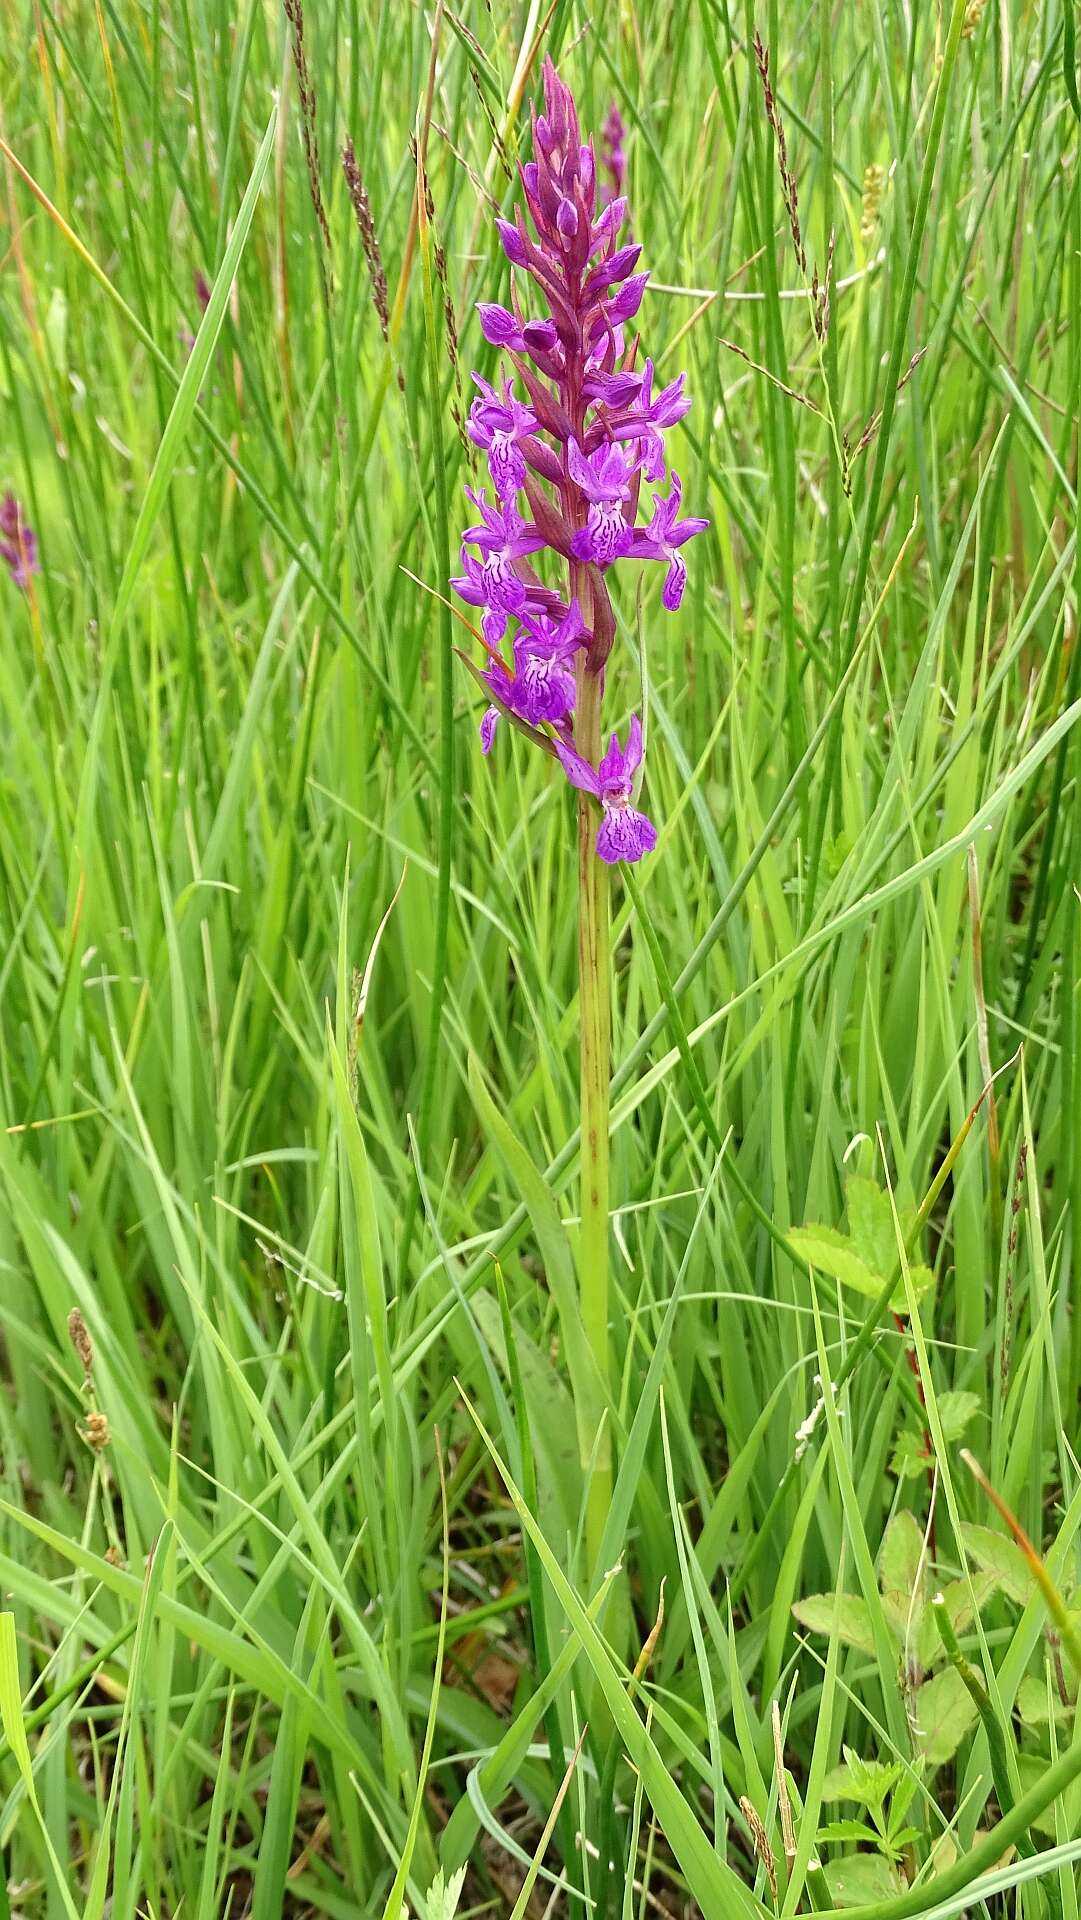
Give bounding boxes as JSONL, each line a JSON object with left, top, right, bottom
{"left": 0, "top": 0, "right": 1079, "bottom": 1913}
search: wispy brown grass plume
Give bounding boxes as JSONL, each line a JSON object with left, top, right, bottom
{"left": 341, "top": 137, "right": 389, "bottom": 338}
{"left": 284, "top": 0, "right": 330, "bottom": 257}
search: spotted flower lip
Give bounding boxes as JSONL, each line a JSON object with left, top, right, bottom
{"left": 628, "top": 472, "right": 709, "bottom": 609}
{"left": 451, "top": 547, "right": 550, "bottom": 647}
{"left": 567, "top": 440, "right": 637, "bottom": 568}
{"left": 479, "top": 598, "right": 586, "bottom": 751}
{"left": 556, "top": 715, "right": 658, "bottom": 864}
{"left": 459, "top": 487, "right": 545, "bottom": 616}
{"left": 467, "top": 376, "right": 541, "bottom": 500}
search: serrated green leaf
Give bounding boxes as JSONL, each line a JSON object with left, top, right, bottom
{"left": 821, "top": 1758, "right": 904, "bottom": 1808}
{"left": 822, "top": 1854, "right": 904, "bottom": 1907}
{"left": 890, "top": 1431, "right": 929, "bottom": 1481}
{"left": 880, "top": 1510, "right": 926, "bottom": 1596}
{"left": 789, "top": 1222, "right": 931, "bottom": 1309}
{"left": 792, "top": 1593, "right": 877, "bottom": 1656}
{"left": 937, "top": 1389, "right": 982, "bottom": 1442}
{"left": 961, "top": 1523, "right": 1034, "bottom": 1605}
{"left": 888, "top": 1825, "right": 922, "bottom": 1850}
{"left": 817, "top": 1819, "right": 882, "bottom": 1845}
{"left": 787, "top": 1226, "right": 880, "bottom": 1295}
{"left": 425, "top": 1865, "right": 467, "bottom": 1920}
{"left": 1015, "top": 1675, "right": 1075, "bottom": 1726}
{"left": 841, "top": 1747, "right": 903, "bottom": 1809}
{"left": 917, "top": 1572, "right": 998, "bottom": 1668}
{"left": 846, "top": 1174, "right": 899, "bottom": 1279}
{"left": 913, "top": 1664, "right": 979, "bottom": 1766}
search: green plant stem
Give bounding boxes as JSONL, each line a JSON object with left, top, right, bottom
{"left": 930, "top": 1595, "right": 1042, "bottom": 1887}
{"left": 397, "top": 119, "right": 454, "bottom": 1287}
{"left": 576, "top": 663, "right": 613, "bottom": 1581}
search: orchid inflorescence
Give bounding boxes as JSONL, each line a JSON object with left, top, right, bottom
{"left": 452, "top": 58, "right": 706, "bottom": 865}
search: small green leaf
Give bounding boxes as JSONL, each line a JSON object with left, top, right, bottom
{"left": 1015, "top": 1675, "right": 1074, "bottom": 1726}
{"left": 888, "top": 1825, "right": 922, "bottom": 1851}
{"left": 821, "top": 1758, "right": 901, "bottom": 1807}
{"left": 787, "top": 1226, "right": 880, "bottom": 1295}
{"left": 917, "top": 1572, "right": 998, "bottom": 1668}
{"left": 818, "top": 1820, "right": 882, "bottom": 1846}
{"left": 890, "top": 1431, "right": 930, "bottom": 1481}
{"left": 880, "top": 1510, "right": 925, "bottom": 1597}
{"left": 826, "top": 830, "right": 854, "bottom": 876}
{"left": 960, "top": 1523, "right": 1033, "bottom": 1605}
{"left": 879, "top": 1510, "right": 929, "bottom": 1647}
{"left": 913, "top": 1664, "right": 979, "bottom": 1766}
{"left": 841, "top": 1747, "right": 902, "bottom": 1811}
{"left": 846, "top": 1175, "right": 899, "bottom": 1280}
{"left": 937, "top": 1390, "right": 981, "bottom": 1442}
{"left": 792, "top": 1593, "right": 878, "bottom": 1656}
{"left": 822, "top": 1854, "right": 904, "bottom": 1907}
{"left": 425, "top": 1866, "right": 467, "bottom": 1920}
{"left": 789, "top": 1220, "right": 932, "bottom": 1309}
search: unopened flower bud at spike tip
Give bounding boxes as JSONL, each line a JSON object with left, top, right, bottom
{"left": 477, "top": 302, "right": 524, "bottom": 350}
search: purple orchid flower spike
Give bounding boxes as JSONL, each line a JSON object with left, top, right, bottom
{"left": 556, "top": 715, "right": 657, "bottom": 864}
{"left": 468, "top": 376, "right": 541, "bottom": 500}
{"left": 0, "top": 491, "right": 40, "bottom": 590}
{"left": 567, "top": 440, "right": 637, "bottom": 567}
{"left": 453, "top": 54, "right": 705, "bottom": 862}
{"left": 629, "top": 472, "right": 708, "bottom": 609}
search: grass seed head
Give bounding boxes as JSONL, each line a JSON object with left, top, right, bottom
{"left": 861, "top": 161, "right": 886, "bottom": 240}
{"left": 67, "top": 1307, "right": 94, "bottom": 1377}
{"left": 342, "top": 137, "right": 389, "bottom": 339}
{"left": 82, "top": 1410, "right": 110, "bottom": 1453}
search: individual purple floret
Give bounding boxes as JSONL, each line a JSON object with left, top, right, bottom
{"left": 467, "top": 376, "right": 541, "bottom": 500}
{"left": 590, "top": 361, "right": 692, "bottom": 483}
{"left": 451, "top": 57, "right": 707, "bottom": 864}
{"left": 567, "top": 441, "right": 636, "bottom": 567}
{"left": 458, "top": 488, "right": 545, "bottom": 619}
{"left": 629, "top": 473, "right": 709, "bottom": 610}
{"left": 0, "top": 491, "right": 40, "bottom": 590}
{"left": 557, "top": 715, "right": 657, "bottom": 865}
{"left": 479, "top": 599, "right": 586, "bottom": 751}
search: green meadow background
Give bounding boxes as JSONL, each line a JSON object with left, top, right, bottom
{"left": 1, "top": 0, "right": 1079, "bottom": 1914}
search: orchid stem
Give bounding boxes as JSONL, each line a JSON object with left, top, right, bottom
{"left": 576, "top": 664, "right": 612, "bottom": 1581}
